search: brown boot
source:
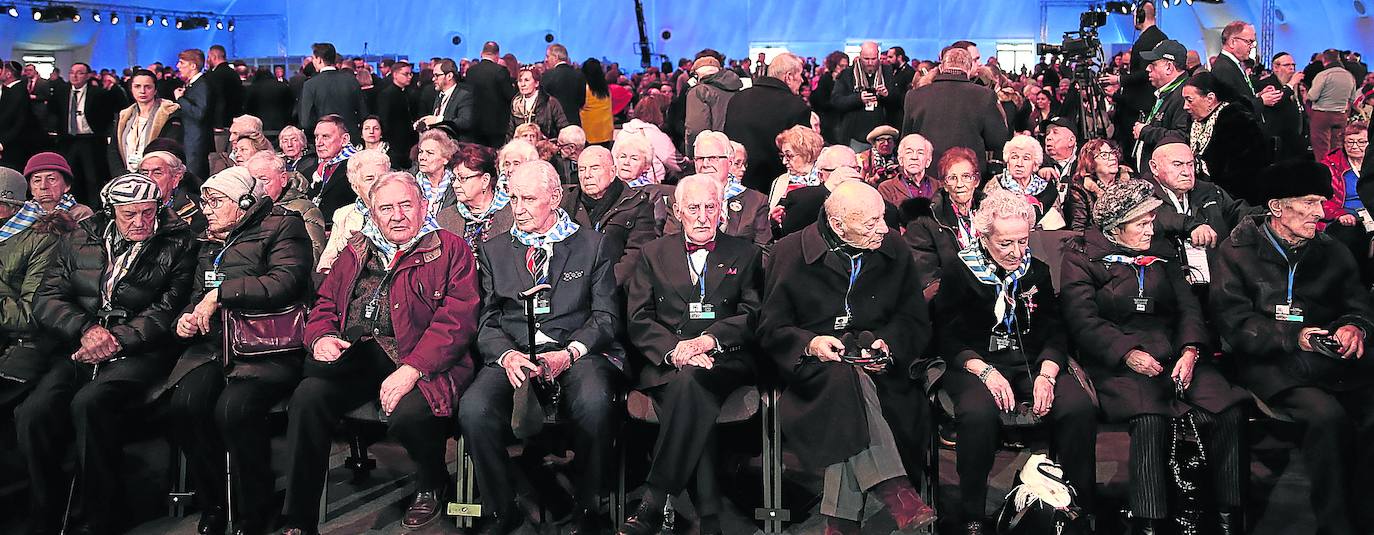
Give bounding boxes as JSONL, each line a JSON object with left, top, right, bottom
{"left": 823, "top": 515, "right": 861, "bottom": 535}
{"left": 873, "top": 477, "right": 937, "bottom": 531}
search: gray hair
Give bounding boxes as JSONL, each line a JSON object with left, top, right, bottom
{"left": 510, "top": 160, "right": 563, "bottom": 198}
{"left": 347, "top": 148, "right": 391, "bottom": 180}
{"left": 1002, "top": 134, "right": 1044, "bottom": 167}
{"left": 245, "top": 150, "right": 286, "bottom": 173}
{"left": 278, "top": 125, "right": 306, "bottom": 144}
{"left": 767, "top": 52, "right": 804, "bottom": 79}
{"left": 674, "top": 174, "right": 725, "bottom": 206}
{"left": 498, "top": 138, "right": 540, "bottom": 163}
{"left": 366, "top": 171, "right": 425, "bottom": 206}
{"left": 816, "top": 145, "right": 859, "bottom": 169}
{"left": 940, "top": 47, "right": 973, "bottom": 73}
{"left": 231, "top": 114, "right": 263, "bottom": 136}
{"left": 972, "top": 189, "right": 1035, "bottom": 236}
{"left": 897, "top": 134, "right": 933, "bottom": 156}
{"left": 693, "top": 130, "right": 734, "bottom": 157}
{"left": 140, "top": 151, "right": 185, "bottom": 174}
{"left": 730, "top": 141, "right": 746, "bottom": 160}
{"left": 558, "top": 125, "right": 586, "bottom": 147}
{"left": 612, "top": 133, "right": 654, "bottom": 161}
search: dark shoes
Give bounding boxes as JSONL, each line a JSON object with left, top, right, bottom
{"left": 569, "top": 509, "right": 603, "bottom": 535}
{"left": 198, "top": 506, "right": 227, "bottom": 535}
{"left": 402, "top": 489, "right": 444, "bottom": 529}
{"left": 617, "top": 493, "right": 664, "bottom": 535}
{"left": 964, "top": 520, "right": 985, "bottom": 535}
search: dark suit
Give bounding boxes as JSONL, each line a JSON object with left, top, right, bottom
{"left": 831, "top": 65, "right": 901, "bottom": 145}
{"left": 466, "top": 59, "right": 518, "bottom": 148}
{"left": 722, "top": 77, "right": 811, "bottom": 192}
{"left": 541, "top": 63, "right": 586, "bottom": 127}
{"left": 207, "top": 62, "right": 244, "bottom": 130}
{"left": 624, "top": 234, "right": 761, "bottom": 499}
{"left": 1, "top": 81, "right": 40, "bottom": 170}
{"left": 1133, "top": 74, "right": 1189, "bottom": 169}
{"left": 244, "top": 76, "right": 294, "bottom": 133}
{"left": 901, "top": 72, "right": 1009, "bottom": 173}
{"left": 303, "top": 156, "right": 354, "bottom": 223}
{"left": 376, "top": 82, "right": 418, "bottom": 169}
{"left": 297, "top": 68, "right": 368, "bottom": 139}
{"left": 50, "top": 81, "right": 116, "bottom": 202}
{"left": 561, "top": 183, "right": 657, "bottom": 285}
{"left": 1211, "top": 53, "right": 1264, "bottom": 119}
{"left": 176, "top": 74, "right": 215, "bottom": 179}
{"left": 431, "top": 83, "right": 475, "bottom": 139}
{"left": 459, "top": 227, "right": 623, "bottom": 517}
{"left": 1257, "top": 74, "right": 1308, "bottom": 158}
{"left": 662, "top": 187, "right": 772, "bottom": 247}
{"left": 24, "top": 77, "right": 54, "bottom": 134}
{"left": 1119, "top": 25, "right": 1169, "bottom": 124}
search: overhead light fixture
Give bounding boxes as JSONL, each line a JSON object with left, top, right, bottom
{"left": 71, "top": 12, "right": 79, "bottom": 22}
{"left": 3, "top": 5, "right": 16, "bottom": 18}
{"left": 92, "top": 11, "right": 100, "bottom": 22}
{"left": 216, "top": 19, "right": 224, "bottom": 30}
{"left": 174, "top": 17, "right": 183, "bottom": 29}
{"left": 32, "top": 5, "right": 79, "bottom": 23}
{"left": 176, "top": 16, "right": 208, "bottom": 30}
{"left": 110, "top": 12, "right": 118, "bottom": 24}
{"left": 160, "top": 16, "right": 168, "bottom": 27}
{"left": 226, "top": 18, "right": 234, "bottom": 31}
{"left": 32, "top": 8, "right": 41, "bottom": 20}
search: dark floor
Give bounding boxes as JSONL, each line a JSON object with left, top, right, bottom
{"left": 0, "top": 415, "right": 1318, "bottom": 535}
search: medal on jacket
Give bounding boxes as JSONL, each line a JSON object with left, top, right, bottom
{"left": 730, "top": 200, "right": 742, "bottom": 213}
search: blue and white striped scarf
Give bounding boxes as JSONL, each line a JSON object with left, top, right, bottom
{"left": 724, "top": 176, "right": 747, "bottom": 200}
{"left": 626, "top": 172, "right": 656, "bottom": 188}
{"left": 787, "top": 166, "right": 821, "bottom": 188}
{"left": 0, "top": 194, "right": 78, "bottom": 243}
{"left": 997, "top": 170, "right": 1048, "bottom": 196}
{"left": 359, "top": 213, "right": 442, "bottom": 268}
{"left": 957, "top": 243, "right": 1031, "bottom": 327}
{"left": 416, "top": 169, "right": 454, "bottom": 217}
{"left": 510, "top": 208, "right": 580, "bottom": 247}
{"left": 455, "top": 188, "right": 510, "bottom": 224}
{"left": 310, "top": 144, "right": 359, "bottom": 190}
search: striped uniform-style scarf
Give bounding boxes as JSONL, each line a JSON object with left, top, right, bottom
{"left": 626, "top": 172, "right": 656, "bottom": 188}
{"left": 510, "top": 208, "right": 580, "bottom": 248}
{"left": 416, "top": 169, "right": 454, "bottom": 217}
{"left": 310, "top": 144, "right": 359, "bottom": 190}
{"left": 787, "top": 166, "right": 821, "bottom": 191}
{"left": 359, "top": 214, "right": 442, "bottom": 268}
{"left": 997, "top": 170, "right": 1049, "bottom": 197}
{"left": 724, "top": 176, "right": 747, "bottom": 200}
{"left": 455, "top": 190, "right": 511, "bottom": 249}
{"left": 0, "top": 194, "right": 77, "bottom": 243}
{"left": 958, "top": 243, "right": 1031, "bottom": 327}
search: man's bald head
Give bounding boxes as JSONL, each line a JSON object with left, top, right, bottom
{"left": 816, "top": 145, "right": 858, "bottom": 172}
{"left": 858, "top": 42, "right": 880, "bottom": 73}
{"left": 826, "top": 182, "right": 888, "bottom": 249}
{"left": 1149, "top": 142, "right": 1197, "bottom": 194}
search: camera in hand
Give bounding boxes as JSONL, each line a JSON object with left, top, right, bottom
{"left": 1307, "top": 332, "right": 1347, "bottom": 360}
{"left": 840, "top": 331, "right": 893, "bottom": 371}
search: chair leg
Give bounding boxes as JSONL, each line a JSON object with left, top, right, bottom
{"left": 755, "top": 387, "right": 789, "bottom": 534}
{"left": 166, "top": 446, "right": 195, "bottom": 518}
{"left": 447, "top": 436, "right": 482, "bottom": 528}
{"left": 224, "top": 451, "right": 234, "bottom": 534}
{"left": 342, "top": 422, "right": 375, "bottom": 481}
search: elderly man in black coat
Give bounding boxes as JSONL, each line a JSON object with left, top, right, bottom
{"left": 760, "top": 181, "right": 935, "bottom": 534}
{"left": 16, "top": 174, "right": 199, "bottom": 535}
{"left": 1145, "top": 142, "right": 1256, "bottom": 285}
{"left": 722, "top": 53, "right": 811, "bottom": 192}
{"left": 459, "top": 160, "right": 623, "bottom": 535}
{"left": 1130, "top": 40, "right": 1190, "bottom": 170}
{"left": 1210, "top": 160, "right": 1374, "bottom": 535}
{"left": 561, "top": 145, "right": 656, "bottom": 285}
{"left": 619, "top": 175, "right": 763, "bottom": 535}
{"left": 901, "top": 47, "right": 1008, "bottom": 174}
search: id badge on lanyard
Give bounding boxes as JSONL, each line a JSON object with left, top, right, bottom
{"left": 835, "top": 256, "right": 861, "bottom": 331}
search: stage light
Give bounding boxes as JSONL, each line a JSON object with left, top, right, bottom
{"left": 32, "top": 8, "right": 41, "bottom": 21}
{"left": 71, "top": 12, "right": 79, "bottom": 22}
{"left": 227, "top": 19, "right": 234, "bottom": 31}
{"left": 160, "top": 16, "right": 168, "bottom": 27}
{"left": 4, "top": 5, "right": 16, "bottom": 18}
{"left": 143, "top": 15, "right": 153, "bottom": 26}
{"left": 110, "top": 12, "right": 118, "bottom": 24}
{"left": 33, "top": 6, "right": 79, "bottom": 23}
{"left": 216, "top": 19, "right": 224, "bottom": 30}
{"left": 174, "top": 18, "right": 183, "bottom": 29}
{"left": 92, "top": 11, "right": 100, "bottom": 22}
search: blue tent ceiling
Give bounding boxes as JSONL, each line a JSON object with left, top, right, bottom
{"left": 1, "top": 0, "right": 1370, "bottom": 69}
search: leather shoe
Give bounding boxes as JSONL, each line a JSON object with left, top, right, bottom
{"left": 1131, "top": 518, "right": 1158, "bottom": 535}
{"left": 965, "top": 520, "right": 984, "bottom": 535}
{"left": 874, "top": 478, "right": 937, "bottom": 531}
{"left": 402, "top": 489, "right": 443, "bottom": 529}
{"left": 569, "top": 509, "right": 603, "bottom": 535}
{"left": 1217, "top": 510, "right": 1243, "bottom": 535}
{"left": 617, "top": 498, "right": 664, "bottom": 535}
{"left": 199, "top": 506, "right": 227, "bottom": 535}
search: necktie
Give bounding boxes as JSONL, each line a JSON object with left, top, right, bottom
{"left": 69, "top": 87, "right": 81, "bottom": 134}
{"left": 526, "top": 245, "right": 549, "bottom": 284}
{"left": 686, "top": 241, "right": 716, "bottom": 253}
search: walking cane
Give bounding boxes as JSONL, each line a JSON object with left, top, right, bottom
{"left": 518, "top": 284, "right": 553, "bottom": 373}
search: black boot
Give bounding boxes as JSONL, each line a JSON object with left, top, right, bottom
{"left": 618, "top": 489, "right": 665, "bottom": 535}
{"left": 198, "top": 506, "right": 227, "bottom": 535}
{"left": 1131, "top": 518, "right": 1158, "bottom": 535}
{"left": 1217, "top": 510, "right": 1244, "bottom": 535}
{"left": 964, "top": 519, "right": 985, "bottom": 535}
{"left": 570, "top": 508, "right": 603, "bottom": 535}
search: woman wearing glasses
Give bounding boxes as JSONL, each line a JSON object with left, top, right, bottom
{"left": 904, "top": 147, "right": 983, "bottom": 302}
{"left": 437, "top": 143, "right": 513, "bottom": 253}
{"left": 1066, "top": 138, "right": 1135, "bottom": 230}
{"left": 1322, "top": 121, "right": 1372, "bottom": 285}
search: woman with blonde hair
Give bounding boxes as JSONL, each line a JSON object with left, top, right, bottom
{"left": 768, "top": 125, "right": 826, "bottom": 209}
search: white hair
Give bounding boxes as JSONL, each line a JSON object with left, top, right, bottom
{"left": 972, "top": 189, "right": 1035, "bottom": 236}
{"left": 367, "top": 171, "right": 424, "bottom": 204}
{"left": 693, "top": 130, "right": 734, "bottom": 157}
{"left": 558, "top": 125, "right": 587, "bottom": 147}
{"left": 898, "top": 134, "right": 933, "bottom": 156}
{"left": 510, "top": 160, "right": 563, "bottom": 197}
{"left": 824, "top": 181, "right": 881, "bottom": 221}
{"left": 1002, "top": 134, "right": 1044, "bottom": 167}
{"left": 140, "top": 151, "right": 185, "bottom": 174}
{"left": 730, "top": 141, "right": 746, "bottom": 160}
{"left": 674, "top": 174, "right": 724, "bottom": 206}
{"left": 612, "top": 134, "right": 654, "bottom": 161}
{"left": 499, "top": 139, "right": 540, "bottom": 163}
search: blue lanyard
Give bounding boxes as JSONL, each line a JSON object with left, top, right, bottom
{"left": 210, "top": 234, "right": 242, "bottom": 277}
{"left": 1002, "top": 279, "right": 1019, "bottom": 332}
{"left": 1134, "top": 265, "right": 1147, "bottom": 298}
{"left": 843, "top": 255, "right": 862, "bottom": 317}
{"left": 1260, "top": 224, "right": 1298, "bottom": 305}
{"left": 689, "top": 253, "right": 708, "bottom": 303}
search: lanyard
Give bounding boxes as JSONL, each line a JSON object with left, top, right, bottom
{"left": 1148, "top": 76, "right": 1187, "bottom": 119}
{"left": 1001, "top": 279, "right": 1020, "bottom": 333}
{"left": 689, "top": 252, "right": 708, "bottom": 303}
{"left": 843, "top": 255, "right": 862, "bottom": 317}
{"left": 1260, "top": 224, "right": 1298, "bottom": 305}
{"left": 210, "top": 234, "right": 243, "bottom": 277}
{"left": 1133, "top": 265, "right": 1147, "bottom": 297}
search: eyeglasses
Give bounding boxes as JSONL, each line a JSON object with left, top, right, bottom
{"left": 694, "top": 155, "right": 730, "bottom": 162}
{"left": 780, "top": 151, "right": 801, "bottom": 160}
{"left": 1347, "top": 139, "right": 1370, "bottom": 148}
{"left": 456, "top": 172, "right": 487, "bottom": 182}
{"left": 944, "top": 173, "right": 978, "bottom": 184}
{"left": 199, "top": 195, "right": 233, "bottom": 210}
{"left": 1095, "top": 151, "right": 1120, "bottom": 161}
{"left": 1231, "top": 36, "right": 1257, "bottom": 46}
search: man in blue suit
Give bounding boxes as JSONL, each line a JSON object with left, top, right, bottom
{"left": 173, "top": 49, "right": 213, "bottom": 180}
{"left": 298, "top": 42, "right": 368, "bottom": 140}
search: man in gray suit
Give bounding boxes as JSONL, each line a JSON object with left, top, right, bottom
{"left": 298, "top": 42, "right": 367, "bottom": 140}
{"left": 459, "top": 160, "right": 622, "bottom": 535}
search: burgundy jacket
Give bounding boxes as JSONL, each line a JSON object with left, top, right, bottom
{"left": 306, "top": 229, "right": 480, "bottom": 417}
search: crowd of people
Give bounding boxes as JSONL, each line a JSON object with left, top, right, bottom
{"left": 0, "top": 1, "right": 1372, "bottom": 534}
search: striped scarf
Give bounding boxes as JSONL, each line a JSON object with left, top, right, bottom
{"left": 626, "top": 172, "right": 656, "bottom": 188}
{"left": 510, "top": 208, "right": 580, "bottom": 247}
{"left": 311, "top": 144, "right": 358, "bottom": 190}
{"left": 359, "top": 214, "right": 442, "bottom": 268}
{"left": 787, "top": 166, "right": 821, "bottom": 188}
{"left": 958, "top": 243, "right": 1031, "bottom": 327}
{"left": 416, "top": 169, "right": 454, "bottom": 217}
{"left": 724, "top": 176, "right": 747, "bottom": 200}
{"left": 455, "top": 190, "right": 511, "bottom": 249}
{"left": 0, "top": 194, "right": 77, "bottom": 243}
{"left": 997, "top": 170, "right": 1048, "bottom": 196}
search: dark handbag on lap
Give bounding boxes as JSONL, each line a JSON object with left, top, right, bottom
{"left": 223, "top": 305, "right": 307, "bottom": 359}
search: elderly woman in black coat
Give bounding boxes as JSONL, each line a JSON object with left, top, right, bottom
{"left": 934, "top": 189, "right": 1097, "bottom": 534}
{"left": 1181, "top": 72, "right": 1272, "bottom": 205}
{"left": 1061, "top": 179, "right": 1249, "bottom": 535}
{"left": 164, "top": 167, "right": 314, "bottom": 535}
{"left": 904, "top": 146, "right": 983, "bottom": 301}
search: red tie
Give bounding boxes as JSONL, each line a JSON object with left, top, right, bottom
{"left": 686, "top": 241, "right": 715, "bottom": 253}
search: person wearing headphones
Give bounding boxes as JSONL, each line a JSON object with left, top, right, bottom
{"left": 17, "top": 174, "right": 200, "bottom": 535}
{"left": 163, "top": 167, "right": 315, "bottom": 535}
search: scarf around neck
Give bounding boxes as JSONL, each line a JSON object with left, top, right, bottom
{"left": 958, "top": 243, "right": 1031, "bottom": 328}
{"left": 510, "top": 208, "right": 580, "bottom": 248}
{"left": 360, "top": 214, "right": 441, "bottom": 268}
{"left": 998, "top": 170, "right": 1049, "bottom": 196}
{"left": 416, "top": 168, "right": 454, "bottom": 216}
{"left": 0, "top": 194, "right": 77, "bottom": 243}
{"left": 1189, "top": 101, "right": 1228, "bottom": 177}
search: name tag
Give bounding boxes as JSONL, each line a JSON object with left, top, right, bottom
{"left": 1275, "top": 304, "right": 1304, "bottom": 323}
{"left": 533, "top": 295, "right": 551, "bottom": 315}
{"left": 364, "top": 300, "right": 378, "bottom": 320}
{"left": 1359, "top": 208, "right": 1374, "bottom": 233}
{"left": 989, "top": 332, "right": 1017, "bottom": 353}
{"left": 688, "top": 302, "right": 716, "bottom": 320}
{"left": 203, "top": 271, "right": 225, "bottom": 289}
{"left": 833, "top": 315, "right": 852, "bottom": 330}
{"left": 1133, "top": 297, "right": 1155, "bottom": 314}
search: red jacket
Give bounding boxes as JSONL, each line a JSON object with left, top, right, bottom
{"left": 1320, "top": 148, "right": 1357, "bottom": 231}
{"left": 306, "top": 230, "right": 481, "bottom": 417}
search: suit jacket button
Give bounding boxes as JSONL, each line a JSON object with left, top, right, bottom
{"left": 393, "top": 303, "right": 400, "bottom": 309}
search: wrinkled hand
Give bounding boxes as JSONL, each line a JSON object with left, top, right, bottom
{"left": 74, "top": 325, "right": 121, "bottom": 363}
{"left": 806, "top": 335, "right": 845, "bottom": 362}
{"left": 536, "top": 350, "right": 573, "bottom": 380}
{"left": 312, "top": 336, "right": 351, "bottom": 362}
{"left": 1339, "top": 214, "right": 1358, "bottom": 227}
{"left": 1125, "top": 349, "right": 1164, "bottom": 377}
{"left": 670, "top": 336, "right": 716, "bottom": 369}
{"left": 175, "top": 313, "right": 199, "bottom": 338}
{"left": 1132, "top": 122, "right": 1146, "bottom": 138}
{"left": 1171, "top": 348, "right": 1198, "bottom": 390}
{"left": 1259, "top": 86, "right": 1283, "bottom": 106}
{"left": 1032, "top": 376, "right": 1055, "bottom": 417}
{"left": 379, "top": 365, "right": 421, "bottom": 415}
{"left": 861, "top": 338, "right": 892, "bottom": 373}
{"left": 922, "top": 280, "right": 941, "bottom": 302}
{"left": 1333, "top": 324, "right": 1366, "bottom": 359}
{"left": 770, "top": 205, "right": 785, "bottom": 224}
{"left": 501, "top": 351, "right": 541, "bottom": 388}
{"left": 981, "top": 368, "right": 1016, "bottom": 412}
{"left": 192, "top": 290, "right": 219, "bottom": 333}
{"left": 1100, "top": 73, "right": 1120, "bottom": 86}
{"left": 1287, "top": 73, "right": 1305, "bottom": 91}
{"left": 1036, "top": 167, "right": 1062, "bottom": 182}
{"left": 1190, "top": 224, "right": 1219, "bottom": 248}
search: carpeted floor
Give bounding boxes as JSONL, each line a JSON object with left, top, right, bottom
{"left": 0, "top": 414, "right": 1317, "bottom": 535}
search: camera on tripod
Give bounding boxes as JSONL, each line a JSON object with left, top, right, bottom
{"left": 1036, "top": 11, "right": 1105, "bottom": 60}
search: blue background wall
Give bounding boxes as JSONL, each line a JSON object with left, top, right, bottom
{"left": 1, "top": 0, "right": 1370, "bottom": 71}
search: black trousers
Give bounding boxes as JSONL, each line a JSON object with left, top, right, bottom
{"left": 57, "top": 134, "right": 109, "bottom": 205}
{"left": 281, "top": 342, "right": 451, "bottom": 530}
{"left": 458, "top": 356, "right": 621, "bottom": 516}
{"left": 943, "top": 368, "right": 1097, "bottom": 521}
{"left": 1126, "top": 405, "right": 1244, "bottom": 519}
{"left": 168, "top": 362, "right": 296, "bottom": 532}
{"left": 1268, "top": 386, "right": 1374, "bottom": 535}
{"left": 643, "top": 358, "right": 754, "bottom": 516}
{"left": 14, "top": 359, "right": 154, "bottom": 533}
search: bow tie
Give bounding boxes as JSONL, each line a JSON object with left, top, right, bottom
{"left": 686, "top": 241, "right": 715, "bottom": 253}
